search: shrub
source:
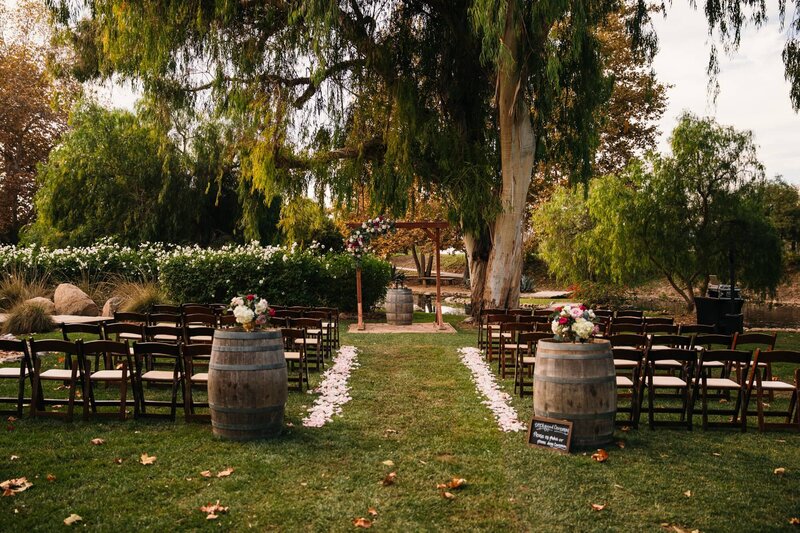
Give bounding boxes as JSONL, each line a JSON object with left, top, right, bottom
{"left": 572, "top": 280, "right": 629, "bottom": 309}
{"left": 0, "top": 272, "right": 50, "bottom": 311}
{"left": 3, "top": 301, "right": 55, "bottom": 334}
{"left": 114, "top": 281, "right": 171, "bottom": 313}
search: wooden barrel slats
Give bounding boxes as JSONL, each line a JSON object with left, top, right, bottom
{"left": 534, "top": 339, "right": 616, "bottom": 449}
{"left": 386, "top": 288, "right": 413, "bottom": 325}
{"left": 208, "top": 329, "right": 288, "bottom": 441}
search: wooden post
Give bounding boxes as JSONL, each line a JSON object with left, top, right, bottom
{"left": 356, "top": 266, "right": 365, "bottom": 330}
{"left": 435, "top": 228, "right": 444, "bottom": 329}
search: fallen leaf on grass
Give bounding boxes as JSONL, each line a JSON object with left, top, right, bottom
{"left": 620, "top": 426, "right": 631, "bottom": 432}
{"left": 683, "top": 490, "right": 692, "bottom": 497}
{"left": 381, "top": 460, "right": 395, "bottom": 467}
{"left": 353, "top": 517, "right": 372, "bottom": 528}
{"left": 367, "top": 508, "right": 378, "bottom": 517}
{"left": 789, "top": 517, "right": 799, "bottom": 525}
{"left": 447, "top": 478, "right": 466, "bottom": 489}
{"left": 616, "top": 441, "right": 626, "bottom": 449}
{"left": 7, "top": 416, "right": 17, "bottom": 422}
{"left": 1, "top": 477, "right": 32, "bottom": 496}
{"left": 442, "top": 491, "right": 455, "bottom": 500}
{"left": 200, "top": 470, "right": 212, "bottom": 478}
{"left": 46, "top": 474, "right": 56, "bottom": 482}
{"left": 200, "top": 500, "right": 229, "bottom": 520}
{"left": 90, "top": 438, "right": 105, "bottom": 445}
{"left": 436, "top": 483, "right": 447, "bottom": 490}
{"left": 613, "top": 484, "right": 624, "bottom": 489}
{"left": 139, "top": 453, "right": 157, "bottom": 465}
{"left": 590, "top": 503, "right": 605, "bottom": 511}
{"left": 712, "top": 452, "right": 721, "bottom": 457}
{"left": 591, "top": 449, "right": 609, "bottom": 463}
{"left": 9, "top": 455, "right": 18, "bottom": 461}
{"left": 774, "top": 467, "right": 786, "bottom": 476}
{"left": 114, "top": 458, "right": 123, "bottom": 465}
{"left": 381, "top": 472, "right": 397, "bottom": 486}
{"left": 660, "top": 523, "right": 700, "bottom": 533}
{"left": 63, "top": 513, "right": 81, "bottom": 525}
{"left": 217, "top": 467, "right": 234, "bottom": 478}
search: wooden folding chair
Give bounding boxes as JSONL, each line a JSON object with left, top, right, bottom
{"left": 305, "top": 310, "right": 333, "bottom": 358}
{"left": 133, "top": 342, "right": 184, "bottom": 420}
{"left": 280, "top": 328, "right": 308, "bottom": 392}
{"left": 733, "top": 331, "right": 777, "bottom": 400}
{"left": 152, "top": 304, "right": 181, "bottom": 314}
{"left": 183, "top": 325, "right": 215, "bottom": 345}
{"left": 61, "top": 322, "right": 105, "bottom": 371}
{"left": 514, "top": 331, "right": 552, "bottom": 397}
{"left": 608, "top": 320, "right": 644, "bottom": 335}
{"left": 644, "top": 316, "right": 674, "bottom": 326}
{"left": 645, "top": 323, "right": 679, "bottom": 335}
{"left": 315, "top": 307, "right": 341, "bottom": 350}
{"left": 29, "top": 339, "right": 83, "bottom": 421}
{"left": 642, "top": 348, "right": 698, "bottom": 430}
{"left": 0, "top": 338, "right": 33, "bottom": 417}
{"left": 478, "top": 308, "right": 506, "bottom": 351}
{"left": 678, "top": 323, "right": 715, "bottom": 335}
{"left": 691, "top": 333, "right": 734, "bottom": 379}
{"left": 81, "top": 340, "right": 137, "bottom": 420}
{"left": 485, "top": 313, "right": 515, "bottom": 362}
{"left": 616, "top": 309, "right": 644, "bottom": 318}
{"left": 145, "top": 324, "right": 183, "bottom": 344}
{"left": 183, "top": 343, "right": 211, "bottom": 422}
{"left": 613, "top": 346, "right": 644, "bottom": 428}
{"left": 498, "top": 322, "right": 534, "bottom": 378}
{"left": 148, "top": 312, "right": 182, "bottom": 327}
{"left": 693, "top": 349, "right": 752, "bottom": 431}
{"left": 290, "top": 318, "right": 324, "bottom": 372}
{"left": 748, "top": 349, "right": 800, "bottom": 431}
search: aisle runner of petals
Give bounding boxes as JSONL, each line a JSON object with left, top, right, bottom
{"left": 457, "top": 347, "right": 527, "bottom": 432}
{"left": 302, "top": 345, "right": 360, "bottom": 427}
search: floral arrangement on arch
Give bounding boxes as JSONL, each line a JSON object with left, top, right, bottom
{"left": 550, "top": 304, "right": 598, "bottom": 342}
{"left": 228, "top": 294, "right": 275, "bottom": 331}
{"left": 344, "top": 215, "right": 396, "bottom": 261}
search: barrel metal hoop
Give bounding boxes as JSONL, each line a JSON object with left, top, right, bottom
{"left": 533, "top": 375, "right": 615, "bottom": 384}
{"left": 209, "top": 362, "right": 287, "bottom": 371}
{"left": 213, "top": 344, "right": 283, "bottom": 353}
{"left": 536, "top": 411, "right": 616, "bottom": 420}
{"left": 209, "top": 403, "right": 284, "bottom": 414}
{"left": 537, "top": 352, "right": 612, "bottom": 361}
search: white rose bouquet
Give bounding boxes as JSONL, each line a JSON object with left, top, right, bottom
{"left": 550, "top": 304, "right": 598, "bottom": 342}
{"left": 228, "top": 293, "right": 274, "bottom": 331}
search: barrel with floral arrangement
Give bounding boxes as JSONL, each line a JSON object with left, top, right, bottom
{"left": 534, "top": 304, "right": 616, "bottom": 449}
{"left": 208, "top": 294, "right": 287, "bottom": 440}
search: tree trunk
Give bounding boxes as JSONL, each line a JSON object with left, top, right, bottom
{"left": 476, "top": 6, "right": 534, "bottom": 311}
{"left": 425, "top": 253, "right": 433, "bottom": 277}
{"left": 411, "top": 246, "right": 424, "bottom": 278}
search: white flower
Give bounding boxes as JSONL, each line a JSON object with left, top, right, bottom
{"left": 233, "top": 305, "right": 255, "bottom": 325}
{"left": 231, "top": 296, "right": 244, "bottom": 307}
{"left": 573, "top": 318, "right": 595, "bottom": 340}
{"left": 255, "top": 298, "right": 268, "bottom": 313}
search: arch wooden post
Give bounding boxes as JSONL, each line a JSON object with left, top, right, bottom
{"left": 356, "top": 266, "right": 365, "bottom": 330}
{"left": 434, "top": 227, "right": 444, "bottom": 330}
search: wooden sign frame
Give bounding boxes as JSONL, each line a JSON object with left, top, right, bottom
{"left": 527, "top": 416, "right": 573, "bottom": 454}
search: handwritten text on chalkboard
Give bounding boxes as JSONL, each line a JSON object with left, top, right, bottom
{"left": 527, "top": 416, "right": 573, "bottom": 453}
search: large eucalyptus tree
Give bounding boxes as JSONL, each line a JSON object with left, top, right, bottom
{"left": 48, "top": 0, "right": 800, "bottom": 311}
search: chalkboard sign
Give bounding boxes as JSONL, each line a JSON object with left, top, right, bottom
{"left": 527, "top": 416, "right": 573, "bottom": 453}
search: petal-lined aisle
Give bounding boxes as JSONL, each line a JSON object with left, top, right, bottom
{"left": 302, "top": 345, "right": 360, "bottom": 427}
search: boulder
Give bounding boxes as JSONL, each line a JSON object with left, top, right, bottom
{"left": 24, "top": 297, "right": 56, "bottom": 315}
{"left": 53, "top": 283, "right": 99, "bottom": 316}
{"left": 101, "top": 296, "right": 126, "bottom": 318}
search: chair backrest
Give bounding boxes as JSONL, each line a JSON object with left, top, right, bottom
{"left": 644, "top": 323, "right": 679, "bottom": 335}
{"left": 61, "top": 322, "right": 104, "bottom": 341}
{"left": 30, "top": 338, "right": 80, "bottom": 370}
{"left": 692, "top": 334, "right": 733, "bottom": 350}
{"left": 507, "top": 309, "right": 531, "bottom": 317}
{"left": 184, "top": 326, "right": 215, "bottom": 344}
{"left": 0, "top": 338, "right": 31, "bottom": 359}
{"left": 593, "top": 309, "right": 614, "bottom": 318}
{"left": 501, "top": 322, "right": 534, "bottom": 339}
{"left": 148, "top": 312, "right": 181, "bottom": 326}
{"left": 516, "top": 315, "right": 538, "bottom": 325}
{"left": 304, "top": 310, "right": 329, "bottom": 321}
{"left": 678, "top": 323, "right": 715, "bottom": 335}
{"left": 103, "top": 321, "right": 145, "bottom": 340}
{"left": 608, "top": 323, "right": 644, "bottom": 335}
{"left": 752, "top": 349, "right": 800, "bottom": 366}
{"left": 280, "top": 327, "right": 305, "bottom": 350}
{"left": 616, "top": 309, "right": 643, "bottom": 318}
{"left": 732, "top": 332, "right": 777, "bottom": 351}
{"left": 133, "top": 341, "right": 181, "bottom": 359}
{"left": 183, "top": 342, "right": 212, "bottom": 359}
{"left": 644, "top": 317, "right": 674, "bottom": 326}
{"left": 183, "top": 312, "right": 217, "bottom": 327}
{"left": 613, "top": 316, "right": 644, "bottom": 326}
{"left": 517, "top": 331, "right": 554, "bottom": 351}
{"left": 612, "top": 346, "right": 645, "bottom": 362}
{"left": 645, "top": 347, "right": 698, "bottom": 369}
{"left": 145, "top": 325, "right": 183, "bottom": 343}
{"left": 649, "top": 334, "right": 693, "bottom": 349}
{"left": 218, "top": 314, "right": 237, "bottom": 327}
{"left": 535, "top": 321, "right": 553, "bottom": 332}
{"left": 608, "top": 333, "right": 648, "bottom": 348}
{"left": 182, "top": 304, "right": 215, "bottom": 315}
{"left": 81, "top": 339, "right": 130, "bottom": 357}
{"left": 113, "top": 311, "right": 146, "bottom": 323}
{"left": 481, "top": 308, "right": 506, "bottom": 318}
{"left": 290, "top": 318, "right": 323, "bottom": 330}
{"left": 699, "top": 349, "right": 752, "bottom": 369}
{"left": 274, "top": 309, "right": 302, "bottom": 319}
{"left": 486, "top": 313, "right": 515, "bottom": 325}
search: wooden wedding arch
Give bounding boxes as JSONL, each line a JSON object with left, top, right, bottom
{"left": 346, "top": 220, "right": 450, "bottom": 330}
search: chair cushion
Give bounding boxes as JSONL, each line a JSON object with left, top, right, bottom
{"left": 651, "top": 376, "right": 686, "bottom": 387}
{"left": 654, "top": 359, "right": 683, "bottom": 368}
{"left": 191, "top": 372, "right": 208, "bottom": 383}
{"left": 294, "top": 338, "right": 319, "bottom": 345}
{"left": 614, "top": 359, "right": 639, "bottom": 368}
{"left": 701, "top": 377, "right": 741, "bottom": 389}
{"left": 702, "top": 360, "right": 724, "bottom": 368}
{"left": 39, "top": 369, "right": 74, "bottom": 380}
{"left": 0, "top": 367, "right": 28, "bottom": 377}
{"left": 141, "top": 370, "right": 176, "bottom": 382}
{"left": 616, "top": 376, "right": 634, "bottom": 387}
{"left": 284, "top": 351, "right": 302, "bottom": 361}
{"left": 91, "top": 370, "right": 126, "bottom": 380}
{"left": 153, "top": 334, "right": 180, "bottom": 342}
{"left": 520, "top": 357, "right": 536, "bottom": 365}
{"left": 757, "top": 380, "right": 795, "bottom": 391}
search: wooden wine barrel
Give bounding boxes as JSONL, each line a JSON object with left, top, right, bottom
{"left": 533, "top": 338, "right": 616, "bottom": 449}
{"left": 208, "top": 329, "right": 288, "bottom": 440}
{"left": 385, "top": 288, "right": 413, "bottom": 325}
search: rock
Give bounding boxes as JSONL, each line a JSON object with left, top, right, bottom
{"left": 24, "top": 297, "right": 56, "bottom": 315}
{"left": 101, "top": 296, "right": 125, "bottom": 318}
{"left": 53, "top": 283, "right": 99, "bottom": 316}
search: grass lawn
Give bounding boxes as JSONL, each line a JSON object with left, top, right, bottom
{"left": 1, "top": 317, "right": 799, "bottom": 531}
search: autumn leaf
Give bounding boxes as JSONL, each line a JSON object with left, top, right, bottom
{"left": 381, "top": 460, "right": 395, "bottom": 467}
{"left": 6, "top": 416, "right": 17, "bottom": 422}
{"left": 114, "top": 458, "right": 123, "bottom": 465}
{"left": 46, "top": 474, "right": 56, "bottom": 482}
{"left": 217, "top": 467, "right": 234, "bottom": 478}
{"left": 712, "top": 452, "right": 721, "bottom": 457}
{"left": 591, "top": 503, "right": 605, "bottom": 511}
{"left": 353, "top": 517, "right": 372, "bottom": 528}
{"left": 90, "top": 438, "right": 105, "bottom": 445}
{"left": 10, "top": 455, "right": 18, "bottom": 461}
{"left": 63, "top": 513, "right": 81, "bottom": 525}
{"left": 200, "top": 500, "right": 229, "bottom": 520}
{"left": 616, "top": 441, "right": 626, "bottom": 449}
{"left": 200, "top": 470, "right": 212, "bottom": 478}
{"left": 442, "top": 491, "right": 456, "bottom": 500}
{"left": 139, "top": 453, "right": 156, "bottom": 465}
{"left": 436, "top": 483, "right": 447, "bottom": 490}
{"left": 447, "top": 478, "right": 467, "bottom": 490}
{"left": 367, "top": 508, "right": 378, "bottom": 517}
{"left": 620, "top": 425, "right": 631, "bottom": 432}
{"left": 381, "top": 472, "right": 397, "bottom": 486}
{"left": 1, "top": 477, "right": 32, "bottom": 496}
{"left": 789, "top": 517, "right": 799, "bottom": 525}
{"left": 775, "top": 467, "right": 786, "bottom": 476}
{"left": 683, "top": 490, "right": 692, "bottom": 497}
{"left": 591, "top": 449, "right": 609, "bottom": 463}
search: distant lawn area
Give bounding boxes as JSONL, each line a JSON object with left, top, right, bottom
{"left": 0, "top": 318, "right": 798, "bottom": 531}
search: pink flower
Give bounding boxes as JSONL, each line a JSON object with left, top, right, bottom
{"left": 255, "top": 315, "right": 267, "bottom": 325}
{"left": 558, "top": 316, "right": 569, "bottom": 325}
